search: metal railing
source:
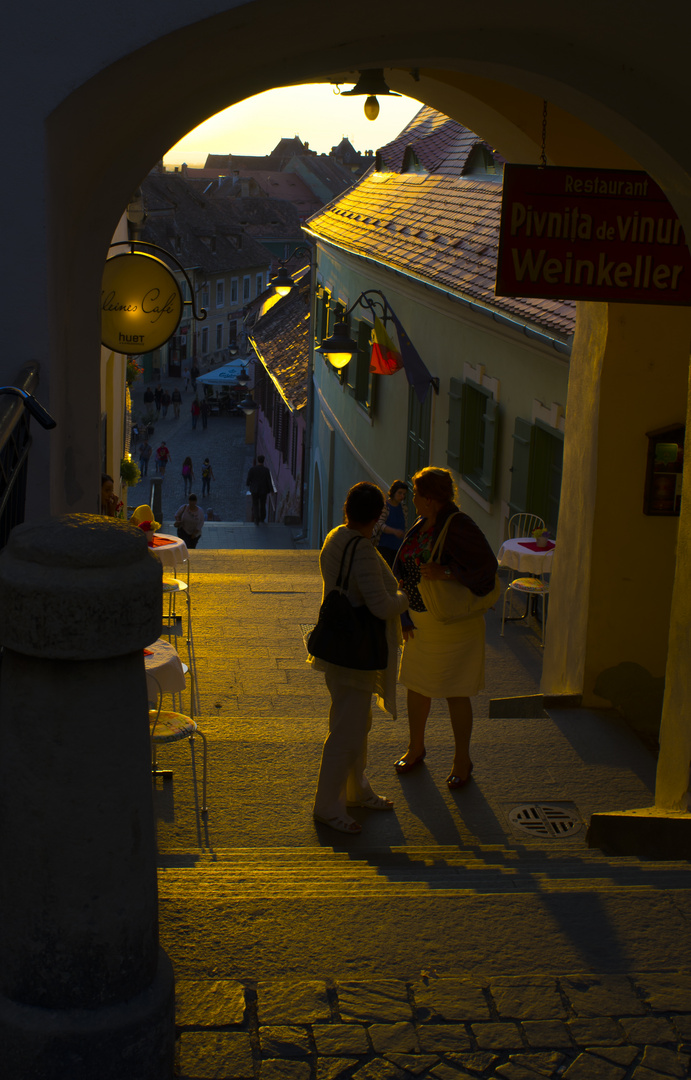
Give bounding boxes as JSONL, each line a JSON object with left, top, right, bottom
{"left": 0, "top": 363, "right": 55, "bottom": 550}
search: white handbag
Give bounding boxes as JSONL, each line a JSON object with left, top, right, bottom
{"left": 417, "top": 513, "right": 501, "bottom": 623}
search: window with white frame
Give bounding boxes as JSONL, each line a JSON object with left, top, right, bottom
{"left": 201, "top": 283, "right": 210, "bottom": 309}
{"left": 216, "top": 280, "right": 224, "bottom": 307}
{"left": 201, "top": 326, "right": 209, "bottom": 354}
{"left": 231, "top": 278, "right": 238, "bottom": 303}
{"left": 243, "top": 276, "right": 251, "bottom": 300}
{"left": 216, "top": 323, "right": 223, "bottom": 350}
{"left": 256, "top": 272, "right": 263, "bottom": 296}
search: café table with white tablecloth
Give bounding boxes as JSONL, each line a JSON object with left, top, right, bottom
{"left": 497, "top": 536, "right": 555, "bottom": 577}
{"left": 144, "top": 637, "right": 187, "bottom": 700}
{"left": 147, "top": 533, "right": 189, "bottom": 570}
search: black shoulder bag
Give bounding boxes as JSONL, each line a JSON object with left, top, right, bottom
{"left": 307, "top": 536, "right": 388, "bottom": 671}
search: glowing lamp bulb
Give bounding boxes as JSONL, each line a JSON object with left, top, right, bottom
{"left": 324, "top": 351, "right": 353, "bottom": 370}
{"left": 364, "top": 95, "right": 380, "bottom": 121}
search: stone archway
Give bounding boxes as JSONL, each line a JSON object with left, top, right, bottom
{"left": 35, "top": 0, "right": 691, "bottom": 817}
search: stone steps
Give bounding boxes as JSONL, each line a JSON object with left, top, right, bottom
{"left": 157, "top": 844, "right": 691, "bottom": 898}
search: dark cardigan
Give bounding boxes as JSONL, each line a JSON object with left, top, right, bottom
{"left": 393, "top": 502, "right": 497, "bottom": 625}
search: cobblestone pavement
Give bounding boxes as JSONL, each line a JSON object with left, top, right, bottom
{"left": 127, "top": 377, "right": 259, "bottom": 529}
{"left": 175, "top": 975, "right": 691, "bottom": 1079}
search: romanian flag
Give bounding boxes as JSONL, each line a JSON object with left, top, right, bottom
{"left": 370, "top": 316, "right": 403, "bottom": 375}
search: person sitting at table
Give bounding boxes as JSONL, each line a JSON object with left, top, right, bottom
{"left": 101, "top": 474, "right": 121, "bottom": 517}
{"left": 174, "top": 494, "right": 205, "bottom": 549}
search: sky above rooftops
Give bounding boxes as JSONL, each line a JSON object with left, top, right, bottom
{"left": 164, "top": 84, "right": 422, "bottom": 166}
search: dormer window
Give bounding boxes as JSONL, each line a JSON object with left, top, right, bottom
{"left": 401, "top": 148, "right": 428, "bottom": 175}
{"left": 464, "top": 144, "right": 503, "bottom": 181}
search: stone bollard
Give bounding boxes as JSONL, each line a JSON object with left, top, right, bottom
{"left": 0, "top": 514, "right": 175, "bottom": 1079}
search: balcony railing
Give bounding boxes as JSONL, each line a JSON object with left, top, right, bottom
{"left": 0, "top": 363, "right": 44, "bottom": 549}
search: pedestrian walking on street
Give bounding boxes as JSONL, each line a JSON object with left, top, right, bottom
{"left": 200, "top": 397, "right": 209, "bottom": 429}
{"left": 310, "top": 482, "right": 408, "bottom": 834}
{"left": 191, "top": 398, "right": 201, "bottom": 429}
{"left": 201, "top": 457, "right": 214, "bottom": 497}
{"left": 143, "top": 385, "right": 154, "bottom": 412}
{"left": 171, "top": 386, "right": 182, "bottom": 419}
{"left": 138, "top": 439, "right": 153, "bottom": 477}
{"left": 190, "top": 361, "right": 200, "bottom": 391}
{"left": 174, "top": 494, "right": 205, "bottom": 549}
{"left": 392, "top": 467, "right": 498, "bottom": 789}
{"left": 182, "top": 365, "right": 190, "bottom": 391}
{"left": 182, "top": 456, "right": 194, "bottom": 495}
{"left": 161, "top": 388, "right": 171, "bottom": 418}
{"left": 246, "top": 455, "right": 274, "bottom": 524}
{"left": 154, "top": 383, "right": 163, "bottom": 418}
{"left": 155, "top": 441, "right": 171, "bottom": 476}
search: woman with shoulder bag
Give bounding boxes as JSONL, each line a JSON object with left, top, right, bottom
{"left": 174, "top": 493, "right": 205, "bottom": 549}
{"left": 392, "top": 467, "right": 498, "bottom": 789}
{"left": 309, "top": 482, "right": 409, "bottom": 835}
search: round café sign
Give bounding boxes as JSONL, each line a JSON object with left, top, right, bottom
{"left": 101, "top": 252, "right": 183, "bottom": 354}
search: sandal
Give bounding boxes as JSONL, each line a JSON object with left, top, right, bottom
{"left": 348, "top": 794, "right": 395, "bottom": 811}
{"left": 394, "top": 750, "right": 426, "bottom": 774}
{"left": 447, "top": 762, "right": 474, "bottom": 789}
{"left": 313, "top": 813, "right": 362, "bottom": 834}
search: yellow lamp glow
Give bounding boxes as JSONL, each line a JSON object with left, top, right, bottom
{"left": 364, "top": 95, "right": 380, "bottom": 121}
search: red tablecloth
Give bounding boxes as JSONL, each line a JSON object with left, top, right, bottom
{"left": 518, "top": 539, "right": 555, "bottom": 552}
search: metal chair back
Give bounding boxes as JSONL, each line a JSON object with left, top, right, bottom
{"left": 507, "top": 513, "right": 546, "bottom": 540}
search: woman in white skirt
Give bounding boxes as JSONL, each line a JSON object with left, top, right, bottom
{"left": 393, "top": 468, "right": 498, "bottom": 789}
{"left": 310, "top": 482, "right": 409, "bottom": 834}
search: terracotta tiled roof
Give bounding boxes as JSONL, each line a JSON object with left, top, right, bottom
{"left": 140, "top": 173, "right": 272, "bottom": 273}
{"left": 249, "top": 275, "right": 311, "bottom": 411}
{"left": 211, "top": 172, "right": 321, "bottom": 219}
{"left": 307, "top": 108, "right": 574, "bottom": 340}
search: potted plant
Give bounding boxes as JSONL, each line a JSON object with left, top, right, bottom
{"left": 120, "top": 457, "right": 141, "bottom": 488}
{"left": 126, "top": 358, "right": 143, "bottom": 387}
{"left": 532, "top": 527, "right": 550, "bottom": 548}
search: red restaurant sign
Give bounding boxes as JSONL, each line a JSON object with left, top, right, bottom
{"left": 496, "top": 164, "right": 691, "bottom": 305}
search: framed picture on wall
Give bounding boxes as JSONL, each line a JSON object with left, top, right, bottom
{"left": 644, "top": 424, "right": 685, "bottom": 516}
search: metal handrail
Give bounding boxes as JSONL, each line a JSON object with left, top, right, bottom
{"left": 0, "top": 363, "right": 54, "bottom": 550}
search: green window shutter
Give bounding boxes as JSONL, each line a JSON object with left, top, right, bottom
{"left": 480, "top": 395, "right": 499, "bottom": 499}
{"left": 446, "top": 377, "right": 463, "bottom": 471}
{"left": 330, "top": 302, "right": 348, "bottom": 382}
{"left": 528, "top": 421, "right": 564, "bottom": 533}
{"left": 508, "top": 417, "right": 533, "bottom": 516}
{"left": 459, "top": 380, "right": 497, "bottom": 500}
{"left": 405, "top": 385, "right": 431, "bottom": 482}
{"left": 315, "top": 288, "right": 329, "bottom": 347}
{"left": 460, "top": 381, "right": 483, "bottom": 480}
{"left": 354, "top": 321, "right": 372, "bottom": 404}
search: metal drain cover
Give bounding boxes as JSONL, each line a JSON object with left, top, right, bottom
{"left": 506, "top": 802, "right": 583, "bottom": 839}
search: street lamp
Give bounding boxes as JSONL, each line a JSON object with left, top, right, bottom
{"left": 239, "top": 391, "right": 258, "bottom": 415}
{"left": 317, "top": 290, "right": 390, "bottom": 368}
{"left": 235, "top": 366, "right": 250, "bottom": 387}
{"left": 318, "top": 321, "right": 359, "bottom": 369}
{"left": 316, "top": 289, "right": 439, "bottom": 396}
{"left": 339, "top": 69, "right": 401, "bottom": 121}
{"left": 269, "top": 245, "right": 313, "bottom": 297}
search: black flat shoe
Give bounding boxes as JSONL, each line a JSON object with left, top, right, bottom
{"left": 447, "top": 762, "right": 474, "bottom": 789}
{"left": 394, "top": 750, "right": 426, "bottom": 774}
